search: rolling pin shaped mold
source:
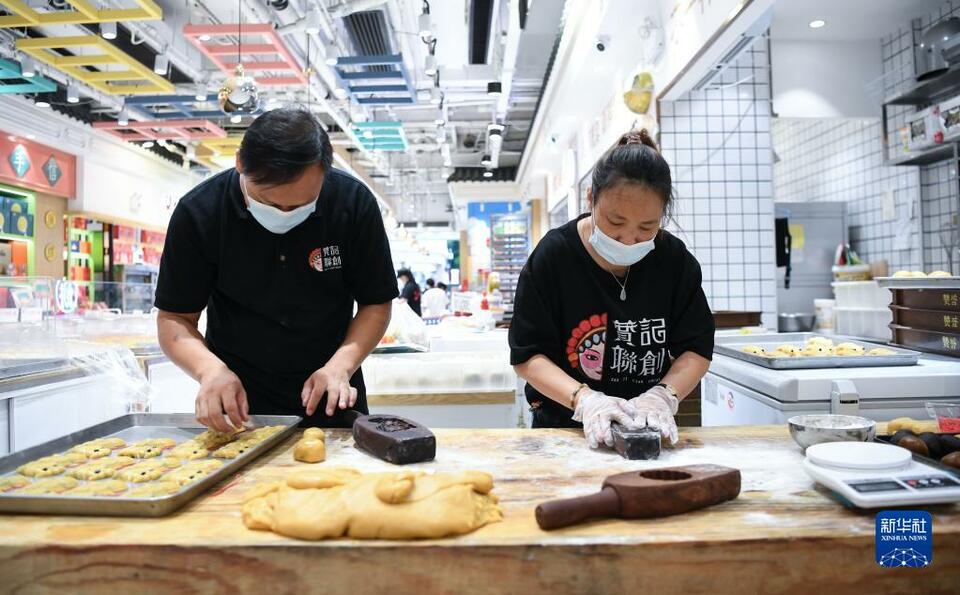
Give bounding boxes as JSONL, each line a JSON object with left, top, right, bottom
{"left": 345, "top": 411, "right": 437, "bottom": 465}
{"left": 536, "top": 464, "right": 741, "bottom": 530}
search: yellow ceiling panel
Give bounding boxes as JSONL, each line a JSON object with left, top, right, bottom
{"left": 16, "top": 35, "right": 174, "bottom": 96}
{"left": 196, "top": 137, "right": 244, "bottom": 170}
{"left": 0, "top": 0, "right": 161, "bottom": 28}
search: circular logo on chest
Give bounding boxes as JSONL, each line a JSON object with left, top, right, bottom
{"left": 308, "top": 248, "right": 324, "bottom": 272}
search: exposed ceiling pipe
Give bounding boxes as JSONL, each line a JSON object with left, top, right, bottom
{"left": 496, "top": 0, "right": 522, "bottom": 118}
{"left": 101, "top": 0, "right": 206, "bottom": 84}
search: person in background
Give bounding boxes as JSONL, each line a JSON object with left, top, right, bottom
{"left": 509, "top": 130, "right": 713, "bottom": 449}
{"left": 422, "top": 278, "right": 450, "bottom": 318}
{"left": 397, "top": 268, "right": 422, "bottom": 317}
{"left": 437, "top": 281, "right": 448, "bottom": 292}
{"left": 155, "top": 107, "right": 397, "bottom": 432}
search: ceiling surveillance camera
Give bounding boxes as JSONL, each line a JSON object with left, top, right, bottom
{"left": 595, "top": 35, "right": 610, "bottom": 52}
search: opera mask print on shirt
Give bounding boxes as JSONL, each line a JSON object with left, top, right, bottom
{"left": 566, "top": 313, "right": 608, "bottom": 382}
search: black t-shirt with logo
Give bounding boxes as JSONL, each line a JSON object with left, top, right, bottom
{"left": 509, "top": 214, "right": 714, "bottom": 422}
{"left": 401, "top": 280, "right": 422, "bottom": 316}
{"left": 155, "top": 167, "right": 398, "bottom": 425}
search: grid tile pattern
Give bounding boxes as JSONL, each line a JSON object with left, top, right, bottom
{"left": 660, "top": 40, "right": 777, "bottom": 328}
{"left": 772, "top": 118, "right": 924, "bottom": 272}
{"left": 921, "top": 161, "right": 960, "bottom": 272}
{"left": 882, "top": 1, "right": 960, "bottom": 274}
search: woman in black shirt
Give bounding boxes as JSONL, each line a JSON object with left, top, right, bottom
{"left": 509, "top": 130, "right": 713, "bottom": 449}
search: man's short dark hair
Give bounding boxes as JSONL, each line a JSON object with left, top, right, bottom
{"left": 425, "top": 278, "right": 436, "bottom": 288}
{"left": 437, "top": 282, "right": 447, "bottom": 291}
{"left": 397, "top": 268, "right": 413, "bottom": 281}
{"left": 237, "top": 107, "right": 333, "bottom": 186}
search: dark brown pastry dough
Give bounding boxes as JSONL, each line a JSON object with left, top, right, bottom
{"left": 941, "top": 451, "right": 960, "bottom": 470}
{"left": 896, "top": 435, "right": 929, "bottom": 457}
{"left": 918, "top": 433, "right": 944, "bottom": 459}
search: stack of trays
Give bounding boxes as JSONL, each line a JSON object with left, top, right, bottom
{"left": 879, "top": 277, "right": 960, "bottom": 357}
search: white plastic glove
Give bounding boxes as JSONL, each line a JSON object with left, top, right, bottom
{"left": 628, "top": 385, "right": 680, "bottom": 445}
{"left": 572, "top": 390, "right": 640, "bottom": 449}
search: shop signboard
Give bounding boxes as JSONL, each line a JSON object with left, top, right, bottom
{"left": 0, "top": 132, "right": 76, "bottom": 199}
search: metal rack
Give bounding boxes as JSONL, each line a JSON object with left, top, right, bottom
{"left": 490, "top": 213, "right": 530, "bottom": 320}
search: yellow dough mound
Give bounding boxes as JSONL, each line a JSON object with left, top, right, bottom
{"left": 775, "top": 344, "right": 803, "bottom": 357}
{"left": 929, "top": 271, "right": 953, "bottom": 278}
{"left": 835, "top": 342, "right": 865, "bottom": 356}
{"left": 801, "top": 344, "right": 834, "bottom": 357}
{"left": 867, "top": 347, "right": 896, "bottom": 356}
{"left": 242, "top": 467, "right": 502, "bottom": 540}
{"left": 805, "top": 337, "right": 834, "bottom": 348}
{"left": 740, "top": 345, "right": 765, "bottom": 355}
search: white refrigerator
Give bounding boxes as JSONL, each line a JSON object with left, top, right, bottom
{"left": 702, "top": 353, "right": 960, "bottom": 426}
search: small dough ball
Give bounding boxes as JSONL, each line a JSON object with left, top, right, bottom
{"left": 867, "top": 348, "right": 896, "bottom": 356}
{"left": 941, "top": 451, "right": 960, "bottom": 470}
{"left": 806, "top": 337, "right": 834, "bottom": 348}
{"left": 929, "top": 271, "right": 953, "bottom": 278}
{"left": 939, "top": 434, "right": 960, "bottom": 456}
{"left": 887, "top": 417, "right": 915, "bottom": 433}
{"left": 835, "top": 342, "right": 865, "bottom": 356}
{"left": 293, "top": 438, "right": 326, "bottom": 463}
{"left": 896, "top": 435, "right": 929, "bottom": 457}
{"left": 911, "top": 271, "right": 928, "bottom": 278}
{"left": 801, "top": 344, "right": 834, "bottom": 357}
{"left": 741, "top": 345, "right": 765, "bottom": 355}
{"left": 919, "top": 433, "right": 944, "bottom": 459}
{"left": 892, "top": 270, "right": 913, "bottom": 278}
{"left": 303, "top": 428, "right": 326, "bottom": 441}
{"left": 775, "top": 344, "right": 803, "bottom": 357}
{"left": 890, "top": 429, "right": 916, "bottom": 444}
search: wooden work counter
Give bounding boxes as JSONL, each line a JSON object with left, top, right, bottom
{"left": 0, "top": 426, "right": 957, "bottom": 593}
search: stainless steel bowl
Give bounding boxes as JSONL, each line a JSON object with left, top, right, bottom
{"left": 779, "top": 312, "right": 816, "bottom": 332}
{"left": 788, "top": 414, "right": 876, "bottom": 451}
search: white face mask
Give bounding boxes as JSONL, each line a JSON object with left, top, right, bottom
{"left": 241, "top": 175, "right": 317, "bottom": 234}
{"left": 588, "top": 211, "right": 656, "bottom": 267}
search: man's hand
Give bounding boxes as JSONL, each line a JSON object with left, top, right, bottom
{"left": 195, "top": 363, "right": 249, "bottom": 432}
{"left": 302, "top": 365, "right": 358, "bottom": 417}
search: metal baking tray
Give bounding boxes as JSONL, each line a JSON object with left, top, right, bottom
{"left": 876, "top": 277, "right": 960, "bottom": 290}
{"left": 0, "top": 413, "right": 300, "bottom": 517}
{"left": 0, "top": 357, "right": 71, "bottom": 381}
{"left": 714, "top": 333, "right": 921, "bottom": 369}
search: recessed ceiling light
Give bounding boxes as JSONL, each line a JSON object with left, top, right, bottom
{"left": 35, "top": 99, "right": 50, "bottom": 108}
{"left": 198, "top": 34, "right": 212, "bottom": 42}
{"left": 482, "top": 170, "right": 493, "bottom": 178}
{"left": 808, "top": 19, "right": 826, "bottom": 29}
{"left": 142, "top": 141, "right": 155, "bottom": 148}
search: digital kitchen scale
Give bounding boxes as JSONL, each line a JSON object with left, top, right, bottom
{"left": 802, "top": 442, "right": 960, "bottom": 508}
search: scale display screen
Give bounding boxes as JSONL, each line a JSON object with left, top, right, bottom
{"left": 848, "top": 481, "right": 906, "bottom": 493}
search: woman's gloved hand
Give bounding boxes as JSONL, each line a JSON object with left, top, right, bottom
{"left": 572, "top": 390, "right": 640, "bottom": 449}
{"left": 628, "top": 386, "right": 680, "bottom": 445}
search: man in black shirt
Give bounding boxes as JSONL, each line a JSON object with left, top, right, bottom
{"left": 155, "top": 108, "right": 398, "bottom": 431}
{"left": 397, "top": 268, "right": 422, "bottom": 317}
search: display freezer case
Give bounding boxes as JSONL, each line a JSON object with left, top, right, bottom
{"left": 702, "top": 351, "right": 960, "bottom": 426}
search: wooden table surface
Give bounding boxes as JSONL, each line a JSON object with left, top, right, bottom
{"left": 0, "top": 426, "right": 957, "bottom": 594}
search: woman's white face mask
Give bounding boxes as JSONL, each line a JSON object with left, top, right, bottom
{"left": 588, "top": 211, "right": 656, "bottom": 267}
{"left": 242, "top": 175, "right": 317, "bottom": 234}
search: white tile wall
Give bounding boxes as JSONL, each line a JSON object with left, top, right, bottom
{"left": 770, "top": 1, "right": 960, "bottom": 276}
{"left": 660, "top": 39, "right": 778, "bottom": 328}
{"left": 881, "top": 1, "right": 960, "bottom": 273}
{"left": 772, "top": 118, "right": 924, "bottom": 272}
